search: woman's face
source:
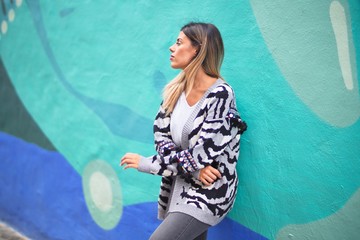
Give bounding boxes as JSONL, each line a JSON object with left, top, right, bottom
{"left": 169, "top": 31, "right": 197, "bottom": 69}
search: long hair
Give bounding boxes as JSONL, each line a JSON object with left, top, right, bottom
{"left": 162, "top": 22, "right": 225, "bottom": 115}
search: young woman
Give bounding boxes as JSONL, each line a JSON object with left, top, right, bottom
{"left": 121, "top": 22, "right": 247, "bottom": 240}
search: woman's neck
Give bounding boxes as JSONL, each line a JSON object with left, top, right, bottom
{"left": 193, "top": 68, "right": 218, "bottom": 91}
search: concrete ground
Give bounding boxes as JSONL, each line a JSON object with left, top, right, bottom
{"left": 0, "top": 222, "right": 29, "bottom": 240}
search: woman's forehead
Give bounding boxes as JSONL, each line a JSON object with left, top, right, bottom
{"left": 177, "top": 31, "right": 189, "bottom": 41}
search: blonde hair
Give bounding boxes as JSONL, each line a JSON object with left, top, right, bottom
{"left": 162, "top": 22, "right": 224, "bottom": 115}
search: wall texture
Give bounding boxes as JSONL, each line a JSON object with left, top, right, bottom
{"left": 0, "top": 0, "right": 359, "bottom": 239}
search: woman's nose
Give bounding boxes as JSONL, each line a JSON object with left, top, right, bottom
{"left": 169, "top": 44, "right": 175, "bottom": 53}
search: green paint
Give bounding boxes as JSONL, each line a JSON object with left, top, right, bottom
{"left": 0, "top": 58, "right": 56, "bottom": 150}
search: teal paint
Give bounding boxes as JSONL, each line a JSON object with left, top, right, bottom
{"left": 276, "top": 189, "right": 360, "bottom": 240}
{"left": 0, "top": 0, "right": 359, "bottom": 239}
{"left": 250, "top": 0, "right": 359, "bottom": 127}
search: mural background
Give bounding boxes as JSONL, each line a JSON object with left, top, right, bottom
{"left": 0, "top": 0, "right": 359, "bottom": 239}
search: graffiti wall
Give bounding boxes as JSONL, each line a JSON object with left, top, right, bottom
{"left": 0, "top": 0, "right": 359, "bottom": 239}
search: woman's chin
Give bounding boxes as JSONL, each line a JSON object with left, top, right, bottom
{"left": 170, "top": 64, "right": 180, "bottom": 69}
{"left": 170, "top": 63, "right": 187, "bottom": 70}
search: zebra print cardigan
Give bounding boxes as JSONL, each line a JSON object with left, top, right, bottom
{"left": 138, "top": 79, "right": 247, "bottom": 226}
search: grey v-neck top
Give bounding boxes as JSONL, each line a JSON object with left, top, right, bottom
{"left": 170, "top": 79, "right": 224, "bottom": 150}
{"left": 170, "top": 92, "right": 198, "bottom": 147}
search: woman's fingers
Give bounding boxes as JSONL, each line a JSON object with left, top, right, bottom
{"left": 123, "top": 163, "right": 137, "bottom": 169}
{"left": 205, "top": 167, "right": 221, "bottom": 179}
{"left": 121, "top": 160, "right": 138, "bottom": 169}
{"left": 204, "top": 172, "right": 216, "bottom": 181}
{"left": 200, "top": 177, "right": 211, "bottom": 186}
{"left": 120, "top": 158, "right": 133, "bottom": 166}
{"left": 199, "top": 165, "right": 222, "bottom": 186}
{"left": 120, "top": 153, "right": 140, "bottom": 169}
{"left": 203, "top": 172, "right": 218, "bottom": 183}
{"left": 200, "top": 176, "right": 215, "bottom": 185}
{"left": 201, "top": 172, "right": 219, "bottom": 185}
{"left": 120, "top": 155, "right": 131, "bottom": 166}
{"left": 210, "top": 168, "right": 222, "bottom": 179}
{"left": 121, "top": 153, "right": 136, "bottom": 161}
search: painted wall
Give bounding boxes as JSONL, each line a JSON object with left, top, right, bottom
{"left": 0, "top": 0, "right": 359, "bottom": 239}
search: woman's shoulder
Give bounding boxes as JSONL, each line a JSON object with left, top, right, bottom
{"left": 207, "top": 80, "right": 235, "bottom": 99}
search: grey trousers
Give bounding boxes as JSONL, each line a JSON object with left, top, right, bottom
{"left": 149, "top": 212, "right": 210, "bottom": 240}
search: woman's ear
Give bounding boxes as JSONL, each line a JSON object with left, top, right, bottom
{"left": 194, "top": 49, "right": 199, "bottom": 57}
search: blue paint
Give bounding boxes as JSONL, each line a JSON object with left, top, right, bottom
{"left": 24, "top": 0, "right": 153, "bottom": 144}
{"left": 0, "top": 132, "right": 267, "bottom": 239}
{"left": 74, "top": 95, "right": 154, "bottom": 143}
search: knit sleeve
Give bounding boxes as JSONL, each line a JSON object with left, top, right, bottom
{"left": 137, "top": 104, "right": 182, "bottom": 176}
{"left": 153, "top": 104, "right": 181, "bottom": 157}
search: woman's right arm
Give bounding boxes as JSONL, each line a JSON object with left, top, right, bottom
{"left": 133, "top": 104, "right": 182, "bottom": 176}
{"left": 152, "top": 104, "right": 180, "bottom": 157}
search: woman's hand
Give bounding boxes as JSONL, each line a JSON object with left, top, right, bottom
{"left": 199, "top": 165, "right": 221, "bottom": 186}
{"left": 120, "top": 153, "right": 141, "bottom": 170}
